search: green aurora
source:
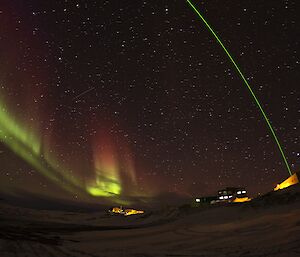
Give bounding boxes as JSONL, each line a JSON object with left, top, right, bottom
{"left": 0, "top": 97, "right": 125, "bottom": 201}
{"left": 0, "top": 2, "right": 294, "bottom": 203}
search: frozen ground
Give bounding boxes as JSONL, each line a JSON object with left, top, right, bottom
{"left": 1, "top": 185, "right": 300, "bottom": 257}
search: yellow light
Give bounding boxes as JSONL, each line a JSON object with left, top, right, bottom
{"left": 109, "top": 207, "right": 144, "bottom": 216}
{"left": 274, "top": 173, "right": 299, "bottom": 191}
{"left": 233, "top": 197, "right": 251, "bottom": 203}
{"left": 124, "top": 209, "right": 144, "bottom": 216}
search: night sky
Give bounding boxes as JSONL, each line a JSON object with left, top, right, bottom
{"left": 0, "top": 0, "right": 299, "bottom": 204}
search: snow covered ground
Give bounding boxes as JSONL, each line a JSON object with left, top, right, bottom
{"left": 1, "top": 185, "right": 300, "bottom": 257}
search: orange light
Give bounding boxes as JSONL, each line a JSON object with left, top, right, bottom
{"left": 124, "top": 209, "right": 145, "bottom": 216}
{"left": 274, "top": 173, "right": 299, "bottom": 191}
{"left": 233, "top": 197, "right": 251, "bottom": 203}
{"left": 110, "top": 207, "right": 144, "bottom": 216}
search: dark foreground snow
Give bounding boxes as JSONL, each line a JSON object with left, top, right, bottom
{"left": 1, "top": 186, "right": 300, "bottom": 257}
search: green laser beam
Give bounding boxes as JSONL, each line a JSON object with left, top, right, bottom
{"left": 186, "top": 0, "right": 292, "bottom": 176}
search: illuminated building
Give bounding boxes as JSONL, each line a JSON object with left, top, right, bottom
{"left": 194, "top": 196, "right": 217, "bottom": 205}
{"left": 193, "top": 187, "right": 251, "bottom": 205}
{"left": 274, "top": 172, "right": 299, "bottom": 191}
{"left": 108, "top": 206, "right": 144, "bottom": 216}
{"left": 123, "top": 209, "right": 145, "bottom": 216}
{"left": 217, "top": 187, "right": 249, "bottom": 202}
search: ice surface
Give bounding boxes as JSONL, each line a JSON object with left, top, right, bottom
{"left": 1, "top": 185, "right": 300, "bottom": 257}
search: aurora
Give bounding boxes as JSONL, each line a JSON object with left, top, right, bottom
{"left": 0, "top": 96, "right": 138, "bottom": 202}
{"left": 0, "top": 0, "right": 297, "bottom": 203}
{"left": 0, "top": 97, "right": 82, "bottom": 194}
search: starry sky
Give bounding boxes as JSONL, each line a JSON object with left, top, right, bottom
{"left": 0, "top": 0, "right": 299, "bottom": 204}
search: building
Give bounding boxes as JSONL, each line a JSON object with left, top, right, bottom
{"left": 274, "top": 172, "right": 299, "bottom": 191}
{"left": 194, "top": 196, "right": 217, "bottom": 205}
{"left": 217, "top": 187, "right": 248, "bottom": 202}
{"left": 108, "top": 206, "right": 145, "bottom": 216}
{"left": 193, "top": 187, "right": 250, "bottom": 206}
